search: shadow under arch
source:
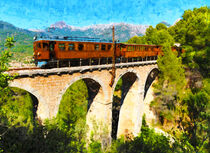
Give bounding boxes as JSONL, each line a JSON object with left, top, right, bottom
{"left": 144, "top": 68, "right": 159, "bottom": 99}
{"left": 83, "top": 78, "right": 101, "bottom": 111}
{"left": 111, "top": 72, "right": 138, "bottom": 139}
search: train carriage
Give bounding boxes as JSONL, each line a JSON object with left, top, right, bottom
{"left": 33, "top": 36, "right": 182, "bottom": 68}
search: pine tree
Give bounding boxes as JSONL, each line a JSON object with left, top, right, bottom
{"left": 152, "top": 42, "right": 186, "bottom": 124}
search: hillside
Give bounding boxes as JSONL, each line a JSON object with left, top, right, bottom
{"left": 0, "top": 20, "right": 149, "bottom": 61}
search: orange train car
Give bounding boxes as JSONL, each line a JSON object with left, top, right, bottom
{"left": 33, "top": 36, "right": 167, "bottom": 68}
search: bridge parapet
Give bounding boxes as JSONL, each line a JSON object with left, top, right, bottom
{"left": 7, "top": 60, "right": 157, "bottom": 77}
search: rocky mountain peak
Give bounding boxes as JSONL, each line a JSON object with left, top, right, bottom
{"left": 50, "top": 21, "right": 70, "bottom": 29}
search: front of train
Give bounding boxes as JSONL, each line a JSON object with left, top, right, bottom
{"left": 33, "top": 36, "right": 51, "bottom": 68}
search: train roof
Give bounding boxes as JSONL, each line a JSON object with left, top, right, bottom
{"left": 120, "top": 43, "right": 161, "bottom": 47}
{"left": 33, "top": 36, "right": 161, "bottom": 46}
{"left": 34, "top": 36, "right": 114, "bottom": 43}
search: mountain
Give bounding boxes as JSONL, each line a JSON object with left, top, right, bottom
{"left": 43, "top": 21, "right": 149, "bottom": 42}
{"left": 0, "top": 21, "right": 39, "bottom": 58}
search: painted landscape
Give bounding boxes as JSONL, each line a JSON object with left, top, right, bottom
{"left": 0, "top": 1, "right": 209, "bottom": 153}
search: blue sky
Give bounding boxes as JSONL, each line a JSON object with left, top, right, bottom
{"left": 0, "top": 0, "right": 209, "bottom": 29}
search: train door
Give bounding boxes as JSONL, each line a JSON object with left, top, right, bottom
{"left": 49, "top": 41, "right": 56, "bottom": 59}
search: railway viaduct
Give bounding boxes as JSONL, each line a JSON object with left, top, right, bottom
{"left": 8, "top": 60, "right": 158, "bottom": 141}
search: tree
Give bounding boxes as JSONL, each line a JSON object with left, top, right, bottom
{"left": 127, "top": 36, "right": 146, "bottom": 44}
{"left": 175, "top": 90, "right": 209, "bottom": 153}
{"left": 4, "top": 37, "right": 15, "bottom": 49}
{"left": 169, "top": 6, "right": 210, "bottom": 76}
{"left": 151, "top": 42, "right": 186, "bottom": 125}
{"left": 156, "top": 23, "right": 168, "bottom": 31}
{"left": 0, "top": 37, "right": 15, "bottom": 153}
{"left": 127, "top": 23, "right": 174, "bottom": 46}
{"left": 0, "top": 37, "right": 15, "bottom": 98}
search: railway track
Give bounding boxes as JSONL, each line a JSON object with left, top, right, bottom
{"left": 8, "top": 67, "right": 41, "bottom": 71}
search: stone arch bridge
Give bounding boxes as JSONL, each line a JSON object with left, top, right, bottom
{"left": 9, "top": 60, "right": 158, "bottom": 139}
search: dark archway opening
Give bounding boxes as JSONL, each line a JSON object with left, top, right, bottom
{"left": 144, "top": 69, "right": 159, "bottom": 99}
{"left": 29, "top": 93, "right": 39, "bottom": 121}
{"left": 83, "top": 78, "right": 101, "bottom": 111}
{"left": 111, "top": 72, "right": 137, "bottom": 139}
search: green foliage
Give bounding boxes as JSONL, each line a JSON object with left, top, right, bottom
{"left": 57, "top": 80, "right": 88, "bottom": 127}
{"left": 115, "top": 78, "right": 122, "bottom": 91}
{"left": 0, "top": 49, "right": 13, "bottom": 91}
{"left": 56, "top": 80, "right": 88, "bottom": 149}
{"left": 0, "top": 87, "right": 35, "bottom": 130}
{"left": 0, "top": 119, "right": 85, "bottom": 153}
{"left": 108, "top": 115, "right": 172, "bottom": 153}
{"left": 0, "top": 28, "right": 34, "bottom": 63}
{"left": 156, "top": 23, "right": 168, "bottom": 31}
{"left": 127, "top": 36, "right": 147, "bottom": 44}
{"left": 0, "top": 37, "right": 14, "bottom": 110}
{"left": 0, "top": 88, "right": 38, "bottom": 153}
{"left": 169, "top": 6, "right": 210, "bottom": 76}
{"left": 4, "top": 37, "right": 15, "bottom": 49}
{"left": 176, "top": 90, "right": 210, "bottom": 152}
{"left": 0, "top": 83, "right": 88, "bottom": 153}
{"left": 88, "top": 140, "right": 102, "bottom": 153}
{"left": 152, "top": 42, "right": 186, "bottom": 124}
{"left": 127, "top": 23, "right": 174, "bottom": 46}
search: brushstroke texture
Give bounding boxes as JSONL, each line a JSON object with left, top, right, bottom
{"left": 0, "top": 0, "right": 209, "bottom": 29}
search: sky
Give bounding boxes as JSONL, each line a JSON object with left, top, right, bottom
{"left": 0, "top": 0, "right": 209, "bottom": 29}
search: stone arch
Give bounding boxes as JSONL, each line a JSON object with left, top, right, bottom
{"left": 112, "top": 70, "right": 143, "bottom": 138}
{"left": 144, "top": 68, "right": 159, "bottom": 99}
{"left": 9, "top": 81, "right": 49, "bottom": 120}
{"left": 56, "top": 75, "right": 110, "bottom": 144}
{"left": 56, "top": 74, "right": 108, "bottom": 117}
{"left": 112, "top": 69, "right": 142, "bottom": 95}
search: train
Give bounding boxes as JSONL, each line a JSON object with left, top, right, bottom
{"left": 33, "top": 35, "right": 181, "bottom": 68}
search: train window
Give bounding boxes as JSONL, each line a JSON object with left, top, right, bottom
{"left": 43, "top": 43, "right": 49, "bottom": 51}
{"left": 108, "top": 45, "right": 112, "bottom": 50}
{"left": 101, "top": 44, "right": 106, "bottom": 51}
{"left": 59, "top": 43, "right": 65, "bottom": 51}
{"left": 49, "top": 42, "right": 55, "bottom": 52}
{"left": 95, "top": 44, "right": 99, "bottom": 50}
{"left": 37, "top": 43, "right": 41, "bottom": 49}
{"left": 128, "top": 46, "right": 132, "bottom": 51}
{"left": 68, "top": 44, "right": 74, "bottom": 50}
{"left": 78, "top": 44, "right": 84, "bottom": 51}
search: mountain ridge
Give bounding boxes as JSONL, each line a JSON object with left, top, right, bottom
{"left": 42, "top": 21, "right": 149, "bottom": 42}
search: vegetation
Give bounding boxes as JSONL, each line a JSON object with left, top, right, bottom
{"left": 128, "top": 6, "right": 210, "bottom": 152}
{"left": 0, "top": 22, "right": 35, "bottom": 64}
{"left": 169, "top": 7, "right": 210, "bottom": 76}
{"left": 127, "top": 23, "right": 174, "bottom": 46}
{"left": 108, "top": 116, "right": 173, "bottom": 153}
